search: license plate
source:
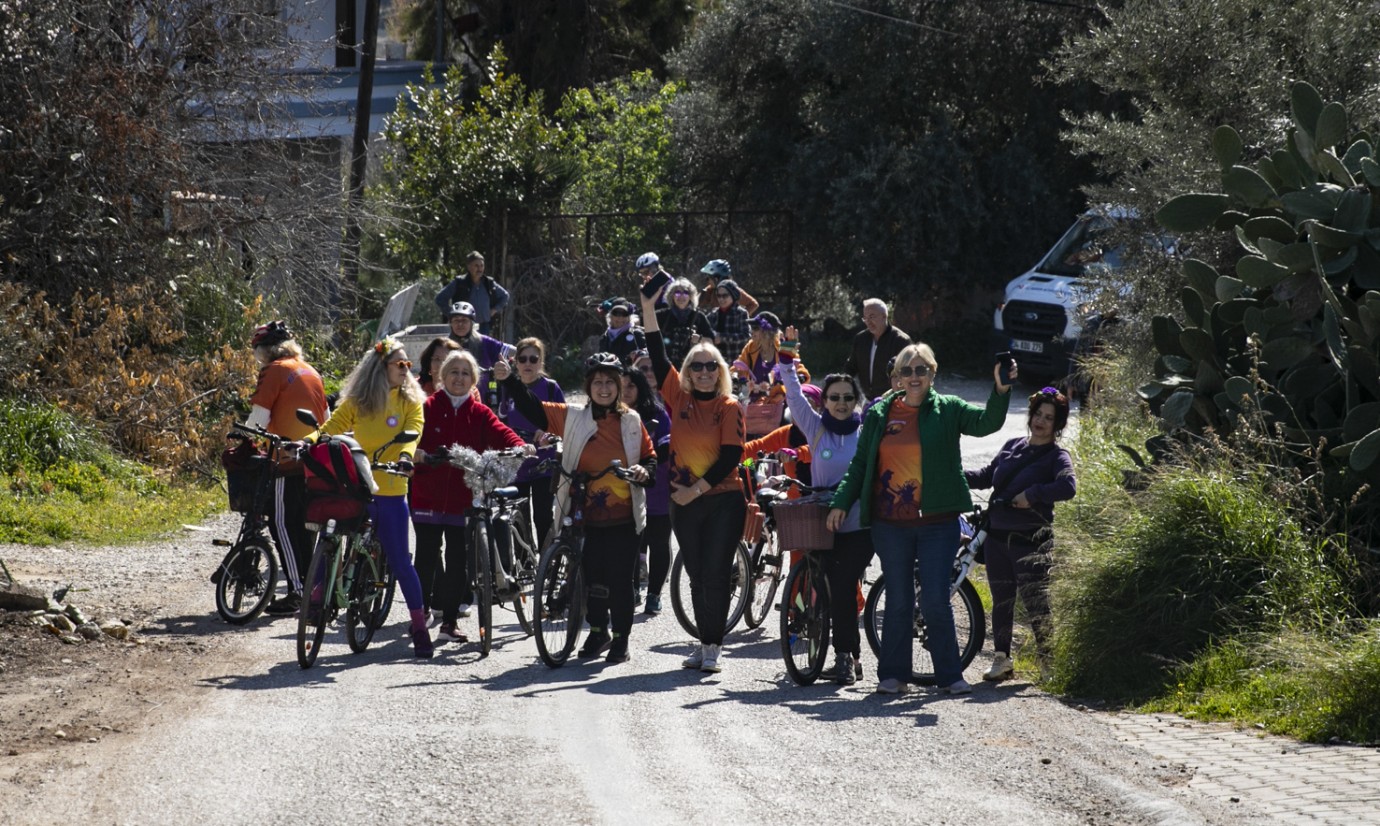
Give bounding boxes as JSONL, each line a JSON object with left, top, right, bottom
{"left": 1011, "top": 339, "right": 1044, "bottom": 353}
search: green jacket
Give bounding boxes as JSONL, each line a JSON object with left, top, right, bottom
{"left": 830, "top": 386, "right": 1011, "bottom": 525}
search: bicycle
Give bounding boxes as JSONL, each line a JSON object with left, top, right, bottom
{"left": 531, "top": 457, "right": 635, "bottom": 668}
{"left": 212, "top": 423, "right": 284, "bottom": 625}
{"left": 861, "top": 506, "right": 989, "bottom": 685}
{"left": 444, "top": 445, "right": 531, "bottom": 656}
{"left": 295, "top": 429, "right": 413, "bottom": 669}
{"left": 741, "top": 451, "right": 790, "bottom": 631}
{"left": 669, "top": 538, "right": 752, "bottom": 640}
{"left": 770, "top": 480, "right": 842, "bottom": 685}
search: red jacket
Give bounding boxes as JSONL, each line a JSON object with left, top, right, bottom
{"left": 410, "top": 393, "right": 524, "bottom": 522}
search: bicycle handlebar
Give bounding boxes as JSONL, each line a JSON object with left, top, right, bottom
{"left": 230, "top": 422, "right": 286, "bottom": 443}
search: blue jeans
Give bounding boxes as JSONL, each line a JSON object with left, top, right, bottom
{"left": 872, "top": 518, "right": 962, "bottom": 685}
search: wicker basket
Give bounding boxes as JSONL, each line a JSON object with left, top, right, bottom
{"left": 773, "top": 495, "right": 834, "bottom": 551}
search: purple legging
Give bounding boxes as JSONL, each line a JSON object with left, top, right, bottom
{"left": 369, "top": 495, "right": 425, "bottom": 611}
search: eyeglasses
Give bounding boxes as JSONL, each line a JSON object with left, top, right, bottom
{"left": 609, "top": 310, "right": 630, "bottom": 317}
{"left": 688, "top": 361, "right": 720, "bottom": 373}
{"left": 893, "top": 364, "right": 931, "bottom": 378}
{"left": 671, "top": 289, "right": 692, "bottom": 296}
{"left": 391, "top": 360, "right": 413, "bottom": 369}
{"left": 515, "top": 355, "right": 541, "bottom": 365}
{"left": 826, "top": 394, "right": 857, "bottom": 403}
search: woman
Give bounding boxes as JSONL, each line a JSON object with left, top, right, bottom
{"left": 827, "top": 344, "right": 1013, "bottom": 694}
{"left": 965, "top": 386, "right": 1075, "bottom": 682}
{"left": 246, "top": 321, "right": 329, "bottom": 616}
{"left": 709, "top": 279, "right": 752, "bottom": 361}
{"left": 621, "top": 364, "right": 672, "bottom": 615}
{"left": 417, "top": 337, "right": 462, "bottom": 395}
{"left": 597, "top": 298, "right": 648, "bottom": 365}
{"left": 733, "top": 312, "right": 810, "bottom": 406}
{"left": 778, "top": 331, "right": 871, "bottom": 685}
{"left": 495, "top": 337, "right": 565, "bottom": 545}
{"left": 411, "top": 350, "right": 527, "bottom": 643}
{"left": 307, "top": 339, "right": 433, "bottom": 658}
{"left": 641, "top": 286, "right": 746, "bottom": 674}
{"left": 498, "top": 352, "right": 655, "bottom": 664}
{"left": 655, "top": 278, "right": 715, "bottom": 369}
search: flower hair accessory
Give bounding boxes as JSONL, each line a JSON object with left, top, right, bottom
{"left": 374, "top": 337, "right": 401, "bottom": 358}
{"left": 1030, "top": 386, "right": 1067, "bottom": 404}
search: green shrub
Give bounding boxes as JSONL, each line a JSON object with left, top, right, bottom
{"left": 0, "top": 399, "right": 106, "bottom": 473}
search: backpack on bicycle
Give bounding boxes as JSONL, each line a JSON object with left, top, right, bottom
{"left": 301, "top": 434, "right": 376, "bottom": 526}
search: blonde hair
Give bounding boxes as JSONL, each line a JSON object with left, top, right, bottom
{"left": 679, "top": 341, "right": 733, "bottom": 398}
{"left": 260, "top": 340, "right": 304, "bottom": 362}
{"left": 341, "top": 340, "right": 425, "bottom": 417}
{"left": 437, "top": 350, "right": 481, "bottom": 389}
{"left": 892, "top": 343, "right": 938, "bottom": 375}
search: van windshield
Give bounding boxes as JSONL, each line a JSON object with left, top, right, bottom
{"left": 1037, "top": 215, "right": 1124, "bottom": 277}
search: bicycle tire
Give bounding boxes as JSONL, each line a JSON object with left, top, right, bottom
{"left": 743, "top": 528, "right": 782, "bottom": 630}
{"left": 670, "top": 541, "right": 752, "bottom": 639}
{"left": 214, "top": 539, "right": 278, "bottom": 625}
{"left": 297, "top": 537, "right": 333, "bottom": 669}
{"left": 344, "top": 545, "right": 383, "bottom": 653}
{"left": 368, "top": 534, "right": 396, "bottom": 630}
{"left": 533, "top": 540, "right": 583, "bottom": 667}
{"left": 509, "top": 507, "right": 538, "bottom": 637}
{"left": 863, "top": 574, "right": 986, "bottom": 685}
{"left": 780, "top": 557, "right": 831, "bottom": 685}
{"left": 471, "top": 518, "right": 494, "bottom": 656}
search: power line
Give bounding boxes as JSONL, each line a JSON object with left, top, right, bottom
{"left": 820, "top": 1, "right": 958, "bottom": 35}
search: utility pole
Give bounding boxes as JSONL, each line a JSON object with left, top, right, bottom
{"left": 340, "top": 0, "right": 381, "bottom": 292}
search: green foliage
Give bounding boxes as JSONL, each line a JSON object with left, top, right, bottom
{"left": 555, "top": 71, "right": 682, "bottom": 249}
{"left": 0, "top": 475, "right": 221, "bottom": 545}
{"left": 372, "top": 46, "right": 570, "bottom": 281}
{"left": 0, "top": 399, "right": 108, "bottom": 475}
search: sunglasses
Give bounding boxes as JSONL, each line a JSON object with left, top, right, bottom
{"left": 688, "top": 361, "right": 720, "bottom": 373}
{"left": 893, "top": 365, "right": 931, "bottom": 378}
{"left": 671, "top": 289, "right": 692, "bottom": 296}
{"left": 716, "top": 292, "right": 731, "bottom": 298}
{"left": 391, "top": 360, "right": 413, "bottom": 369}
{"left": 609, "top": 310, "right": 630, "bottom": 317}
{"left": 515, "top": 355, "right": 541, "bottom": 365}
{"left": 827, "top": 394, "right": 857, "bottom": 403}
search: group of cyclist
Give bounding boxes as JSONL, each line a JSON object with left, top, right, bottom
{"left": 244, "top": 251, "right": 1076, "bottom": 689}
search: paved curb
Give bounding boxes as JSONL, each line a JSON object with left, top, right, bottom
{"left": 1103, "top": 712, "right": 1380, "bottom": 823}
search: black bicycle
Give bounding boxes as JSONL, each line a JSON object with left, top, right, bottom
{"left": 862, "top": 506, "right": 988, "bottom": 685}
{"left": 770, "top": 480, "right": 843, "bottom": 685}
{"left": 741, "top": 452, "right": 791, "bottom": 631}
{"left": 532, "top": 458, "right": 634, "bottom": 667}
{"left": 212, "top": 423, "right": 283, "bottom": 625}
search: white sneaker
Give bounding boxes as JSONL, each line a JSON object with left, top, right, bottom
{"left": 700, "top": 644, "right": 723, "bottom": 673}
{"left": 875, "top": 678, "right": 909, "bottom": 695}
{"left": 945, "top": 679, "right": 973, "bottom": 696}
{"left": 681, "top": 644, "right": 704, "bottom": 670}
{"left": 428, "top": 609, "right": 443, "bottom": 628}
{"left": 984, "top": 652, "right": 1014, "bottom": 682}
{"left": 457, "top": 603, "right": 472, "bottom": 618}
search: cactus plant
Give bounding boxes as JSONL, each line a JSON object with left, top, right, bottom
{"left": 1149, "top": 82, "right": 1380, "bottom": 511}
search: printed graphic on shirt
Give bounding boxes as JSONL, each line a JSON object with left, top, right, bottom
{"left": 874, "top": 403, "right": 923, "bottom": 522}
{"left": 545, "top": 405, "right": 653, "bottom": 525}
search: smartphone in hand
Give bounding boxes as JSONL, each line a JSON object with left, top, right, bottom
{"left": 995, "top": 350, "right": 1015, "bottom": 386}
{"left": 640, "top": 269, "right": 672, "bottom": 299}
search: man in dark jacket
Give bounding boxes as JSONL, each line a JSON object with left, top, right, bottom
{"left": 434, "top": 251, "right": 510, "bottom": 335}
{"left": 844, "top": 298, "right": 912, "bottom": 400}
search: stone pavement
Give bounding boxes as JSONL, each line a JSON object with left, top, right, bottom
{"left": 1104, "top": 712, "right": 1380, "bottom": 824}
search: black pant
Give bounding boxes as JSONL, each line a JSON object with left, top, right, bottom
{"left": 986, "top": 535, "right": 1053, "bottom": 656}
{"left": 671, "top": 492, "right": 747, "bottom": 645}
{"left": 518, "top": 477, "right": 556, "bottom": 550}
{"left": 413, "top": 522, "right": 472, "bottom": 623}
{"left": 268, "top": 474, "right": 311, "bottom": 593}
{"left": 640, "top": 514, "right": 673, "bottom": 597}
{"left": 827, "top": 529, "right": 874, "bottom": 657}
{"left": 583, "top": 522, "right": 640, "bottom": 637}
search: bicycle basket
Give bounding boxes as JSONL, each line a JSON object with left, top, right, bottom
{"left": 772, "top": 494, "right": 834, "bottom": 551}
{"left": 743, "top": 401, "right": 785, "bottom": 439}
{"left": 222, "top": 439, "right": 270, "bottom": 513}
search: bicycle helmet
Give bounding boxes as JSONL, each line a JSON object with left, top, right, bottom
{"left": 251, "top": 320, "right": 292, "bottom": 348}
{"left": 635, "top": 252, "right": 660, "bottom": 270}
{"left": 584, "top": 352, "right": 623, "bottom": 376}
{"left": 446, "top": 301, "right": 477, "bottom": 320}
{"left": 700, "top": 259, "right": 732, "bottom": 280}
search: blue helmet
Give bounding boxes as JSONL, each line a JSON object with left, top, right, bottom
{"left": 635, "top": 252, "right": 660, "bottom": 270}
{"left": 700, "top": 259, "right": 731, "bottom": 280}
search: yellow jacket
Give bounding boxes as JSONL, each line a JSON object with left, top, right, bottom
{"left": 315, "top": 390, "right": 424, "bottom": 497}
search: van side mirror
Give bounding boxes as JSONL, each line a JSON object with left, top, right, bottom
{"left": 295, "top": 409, "right": 320, "bottom": 428}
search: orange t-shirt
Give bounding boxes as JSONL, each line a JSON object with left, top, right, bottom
{"left": 250, "top": 357, "right": 328, "bottom": 441}
{"left": 873, "top": 402, "right": 923, "bottom": 525}
{"left": 544, "top": 404, "right": 654, "bottom": 526}
{"left": 660, "top": 368, "right": 745, "bottom": 496}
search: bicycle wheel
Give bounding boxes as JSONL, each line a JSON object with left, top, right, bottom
{"left": 297, "top": 537, "right": 333, "bottom": 669}
{"left": 471, "top": 519, "right": 494, "bottom": 656}
{"left": 669, "top": 551, "right": 697, "bottom": 638}
{"left": 345, "top": 546, "right": 384, "bottom": 653}
{"left": 780, "top": 557, "right": 831, "bottom": 685}
{"left": 533, "top": 540, "right": 584, "bottom": 667}
{"left": 743, "top": 529, "right": 782, "bottom": 630}
{"left": 724, "top": 541, "right": 752, "bottom": 634}
{"left": 368, "top": 534, "right": 396, "bottom": 630}
{"left": 509, "top": 507, "right": 538, "bottom": 637}
{"left": 214, "top": 538, "right": 278, "bottom": 625}
{"left": 863, "top": 575, "right": 986, "bottom": 685}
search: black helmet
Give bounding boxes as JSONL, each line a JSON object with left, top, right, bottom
{"left": 251, "top": 320, "right": 292, "bottom": 348}
{"left": 584, "top": 352, "right": 623, "bottom": 377}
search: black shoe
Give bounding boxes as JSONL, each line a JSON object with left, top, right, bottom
{"left": 578, "top": 628, "right": 612, "bottom": 658}
{"left": 265, "top": 593, "right": 301, "bottom": 616}
{"left": 606, "top": 635, "right": 630, "bottom": 664}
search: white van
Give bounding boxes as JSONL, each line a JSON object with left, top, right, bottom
{"left": 992, "top": 206, "right": 1140, "bottom": 379}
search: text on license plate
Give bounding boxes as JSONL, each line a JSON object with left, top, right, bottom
{"left": 1011, "top": 339, "right": 1044, "bottom": 353}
